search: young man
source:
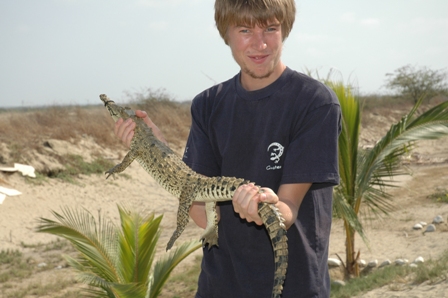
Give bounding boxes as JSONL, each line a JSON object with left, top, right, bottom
{"left": 115, "top": 0, "right": 341, "bottom": 297}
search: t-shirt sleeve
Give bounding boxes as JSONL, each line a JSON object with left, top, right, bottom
{"left": 281, "top": 92, "right": 341, "bottom": 187}
{"left": 182, "top": 96, "right": 221, "bottom": 177}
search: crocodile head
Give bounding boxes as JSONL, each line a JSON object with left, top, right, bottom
{"left": 99, "top": 94, "right": 135, "bottom": 122}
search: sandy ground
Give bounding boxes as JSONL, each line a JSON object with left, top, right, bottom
{"left": 1, "top": 116, "right": 448, "bottom": 297}
{"left": 0, "top": 148, "right": 203, "bottom": 255}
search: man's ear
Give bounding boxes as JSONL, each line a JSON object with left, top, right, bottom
{"left": 224, "top": 28, "right": 230, "bottom": 45}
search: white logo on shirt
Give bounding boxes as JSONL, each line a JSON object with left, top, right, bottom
{"left": 267, "top": 142, "right": 284, "bottom": 164}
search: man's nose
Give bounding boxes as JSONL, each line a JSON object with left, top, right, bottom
{"left": 252, "top": 32, "right": 267, "bottom": 51}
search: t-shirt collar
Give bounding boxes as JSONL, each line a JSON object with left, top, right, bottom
{"left": 235, "top": 67, "right": 293, "bottom": 101}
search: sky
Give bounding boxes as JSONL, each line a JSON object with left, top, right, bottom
{"left": 1, "top": 0, "right": 447, "bottom": 108}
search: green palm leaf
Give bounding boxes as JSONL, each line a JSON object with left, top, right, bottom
{"left": 357, "top": 99, "right": 448, "bottom": 215}
{"left": 36, "top": 207, "right": 121, "bottom": 283}
{"left": 325, "top": 77, "right": 448, "bottom": 278}
{"left": 330, "top": 81, "right": 360, "bottom": 206}
{"left": 117, "top": 205, "right": 162, "bottom": 284}
{"left": 36, "top": 205, "right": 201, "bottom": 297}
{"left": 147, "top": 239, "right": 202, "bottom": 298}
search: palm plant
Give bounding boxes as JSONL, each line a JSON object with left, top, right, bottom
{"left": 329, "top": 81, "right": 448, "bottom": 278}
{"left": 36, "top": 205, "right": 201, "bottom": 297}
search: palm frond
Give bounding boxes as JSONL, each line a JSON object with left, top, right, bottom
{"left": 354, "top": 143, "right": 411, "bottom": 215}
{"left": 357, "top": 100, "right": 448, "bottom": 215}
{"left": 79, "top": 287, "right": 114, "bottom": 298}
{"left": 36, "top": 207, "right": 120, "bottom": 283}
{"left": 400, "top": 100, "right": 448, "bottom": 140}
{"left": 147, "top": 240, "right": 202, "bottom": 298}
{"left": 38, "top": 205, "right": 200, "bottom": 297}
{"left": 117, "top": 205, "right": 162, "bottom": 284}
{"left": 110, "top": 282, "right": 147, "bottom": 298}
{"left": 332, "top": 190, "right": 368, "bottom": 246}
{"left": 330, "top": 81, "right": 360, "bottom": 205}
{"left": 325, "top": 76, "right": 448, "bottom": 278}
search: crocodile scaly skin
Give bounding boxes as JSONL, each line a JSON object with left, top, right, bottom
{"left": 100, "top": 94, "right": 288, "bottom": 298}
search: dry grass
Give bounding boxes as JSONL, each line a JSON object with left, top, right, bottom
{"left": 0, "top": 106, "right": 120, "bottom": 150}
{"left": 0, "top": 92, "right": 191, "bottom": 167}
{"left": 124, "top": 88, "right": 192, "bottom": 146}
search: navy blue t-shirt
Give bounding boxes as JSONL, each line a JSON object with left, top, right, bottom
{"left": 183, "top": 67, "right": 341, "bottom": 298}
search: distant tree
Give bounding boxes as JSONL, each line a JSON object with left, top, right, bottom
{"left": 384, "top": 64, "right": 448, "bottom": 103}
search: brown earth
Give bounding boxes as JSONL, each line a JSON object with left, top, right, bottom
{"left": 0, "top": 102, "right": 447, "bottom": 297}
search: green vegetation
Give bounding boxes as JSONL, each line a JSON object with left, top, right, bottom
{"left": 7, "top": 279, "right": 77, "bottom": 298}
{"left": 0, "top": 240, "right": 78, "bottom": 298}
{"left": 0, "top": 241, "right": 200, "bottom": 298}
{"left": 328, "top": 80, "right": 448, "bottom": 278}
{"left": 0, "top": 250, "right": 28, "bottom": 283}
{"left": 427, "top": 189, "right": 448, "bottom": 203}
{"left": 162, "top": 255, "right": 202, "bottom": 297}
{"left": 36, "top": 205, "right": 201, "bottom": 298}
{"left": 50, "top": 154, "right": 114, "bottom": 183}
{"left": 330, "top": 250, "right": 448, "bottom": 298}
{"left": 1, "top": 88, "right": 447, "bottom": 296}
{"left": 164, "top": 250, "right": 448, "bottom": 298}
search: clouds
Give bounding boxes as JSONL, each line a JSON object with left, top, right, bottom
{"left": 136, "top": 0, "right": 205, "bottom": 8}
{"left": 340, "top": 12, "right": 380, "bottom": 27}
{"left": 288, "top": 1, "right": 447, "bottom": 95}
{"left": 0, "top": 0, "right": 447, "bottom": 107}
{"left": 15, "top": 24, "right": 32, "bottom": 33}
{"left": 396, "top": 16, "right": 448, "bottom": 35}
{"left": 340, "top": 12, "right": 356, "bottom": 23}
{"left": 148, "top": 21, "right": 169, "bottom": 31}
{"left": 296, "top": 32, "right": 342, "bottom": 44}
{"left": 360, "top": 18, "right": 380, "bottom": 27}
{"left": 137, "top": 0, "right": 183, "bottom": 7}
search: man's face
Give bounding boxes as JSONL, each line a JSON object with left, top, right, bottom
{"left": 227, "top": 19, "right": 284, "bottom": 89}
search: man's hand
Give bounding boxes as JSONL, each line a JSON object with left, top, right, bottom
{"left": 114, "top": 110, "right": 167, "bottom": 147}
{"left": 232, "top": 184, "right": 279, "bottom": 225}
{"left": 233, "top": 183, "right": 312, "bottom": 229}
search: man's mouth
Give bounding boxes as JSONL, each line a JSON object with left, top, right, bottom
{"left": 249, "top": 55, "right": 269, "bottom": 64}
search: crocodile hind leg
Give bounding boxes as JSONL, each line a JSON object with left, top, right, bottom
{"left": 166, "top": 191, "right": 194, "bottom": 251}
{"left": 105, "top": 148, "right": 139, "bottom": 179}
{"left": 200, "top": 201, "right": 219, "bottom": 249}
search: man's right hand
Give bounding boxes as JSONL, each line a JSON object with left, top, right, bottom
{"left": 114, "top": 110, "right": 167, "bottom": 148}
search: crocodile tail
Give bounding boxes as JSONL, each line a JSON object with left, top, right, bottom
{"left": 258, "top": 202, "right": 288, "bottom": 298}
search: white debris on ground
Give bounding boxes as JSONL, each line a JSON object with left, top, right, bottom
{"left": 0, "top": 186, "right": 22, "bottom": 196}
{"left": 0, "top": 163, "right": 35, "bottom": 204}
{"left": 0, "top": 163, "right": 36, "bottom": 178}
{"left": 0, "top": 185, "right": 22, "bottom": 204}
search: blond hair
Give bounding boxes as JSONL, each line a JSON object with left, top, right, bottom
{"left": 215, "top": 0, "right": 296, "bottom": 44}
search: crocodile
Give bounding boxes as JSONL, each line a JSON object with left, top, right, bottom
{"left": 100, "top": 94, "right": 288, "bottom": 298}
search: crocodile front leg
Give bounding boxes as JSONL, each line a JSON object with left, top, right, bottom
{"left": 166, "top": 189, "right": 195, "bottom": 251}
{"left": 105, "top": 147, "right": 139, "bottom": 179}
{"left": 200, "top": 201, "right": 219, "bottom": 249}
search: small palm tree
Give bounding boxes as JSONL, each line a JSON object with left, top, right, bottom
{"left": 36, "top": 205, "right": 201, "bottom": 297}
{"left": 329, "top": 81, "right": 448, "bottom": 278}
